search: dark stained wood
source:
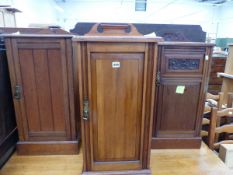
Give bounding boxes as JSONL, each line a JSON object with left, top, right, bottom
{"left": 17, "top": 141, "right": 79, "bottom": 155}
{"left": 151, "top": 138, "right": 201, "bottom": 149}
{"left": 74, "top": 23, "right": 159, "bottom": 174}
{"left": 0, "top": 36, "right": 17, "bottom": 167}
{"left": 152, "top": 43, "right": 214, "bottom": 149}
{"left": 70, "top": 22, "right": 207, "bottom": 42}
{"left": 208, "top": 56, "right": 226, "bottom": 94}
{"left": 4, "top": 36, "right": 80, "bottom": 155}
{"left": 0, "top": 27, "right": 71, "bottom": 35}
{"left": 85, "top": 23, "right": 142, "bottom": 36}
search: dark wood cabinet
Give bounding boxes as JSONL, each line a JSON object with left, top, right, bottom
{"left": 0, "top": 36, "right": 17, "bottom": 167}
{"left": 4, "top": 35, "right": 80, "bottom": 155}
{"left": 74, "top": 24, "right": 161, "bottom": 174}
{"left": 152, "top": 42, "right": 214, "bottom": 148}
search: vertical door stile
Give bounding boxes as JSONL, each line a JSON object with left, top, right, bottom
{"left": 77, "top": 41, "right": 87, "bottom": 170}
{"left": 140, "top": 43, "right": 148, "bottom": 166}
{"left": 11, "top": 38, "right": 29, "bottom": 141}
{"left": 86, "top": 43, "right": 94, "bottom": 170}
{"left": 147, "top": 43, "right": 158, "bottom": 167}
{"left": 66, "top": 39, "right": 76, "bottom": 140}
{"left": 60, "top": 39, "right": 71, "bottom": 139}
{"left": 5, "top": 38, "right": 24, "bottom": 141}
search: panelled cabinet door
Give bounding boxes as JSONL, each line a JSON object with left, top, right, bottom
{"left": 76, "top": 41, "right": 157, "bottom": 174}
{"left": 5, "top": 36, "right": 78, "bottom": 155}
{"left": 90, "top": 52, "right": 143, "bottom": 171}
{"left": 152, "top": 44, "right": 213, "bottom": 149}
{"left": 11, "top": 38, "right": 72, "bottom": 141}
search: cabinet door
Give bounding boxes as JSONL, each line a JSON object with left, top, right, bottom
{"left": 155, "top": 79, "right": 201, "bottom": 137}
{"left": 78, "top": 43, "right": 156, "bottom": 172}
{"left": 9, "top": 38, "right": 72, "bottom": 141}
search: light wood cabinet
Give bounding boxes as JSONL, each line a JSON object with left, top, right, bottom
{"left": 5, "top": 35, "right": 80, "bottom": 155}
{"left": 73, "top": 24, "right": 161, "bottom": 174}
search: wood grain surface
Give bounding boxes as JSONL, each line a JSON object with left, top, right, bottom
{"left": 0, "top": 143, "right": 232, "bottom": 175}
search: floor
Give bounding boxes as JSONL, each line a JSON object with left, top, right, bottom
{"left": 0, "top": 143, "right": 232, "bottom": 175}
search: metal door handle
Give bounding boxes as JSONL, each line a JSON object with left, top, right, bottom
{"left": 83, "top": 98, "right": 89, "bottom": 120}
{"left": 14, "top": 85, "right": 21, "bottom": 100}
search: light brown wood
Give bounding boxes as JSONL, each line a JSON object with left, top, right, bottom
{"left": 75, "top": 23, "right": 159, "bottom": 174}
{"left": 207, "top": 92, "right": 221, "bottom": 101}
{"left": 4, "top": 36, "right": 80, "bottom": 155}
{"left": 202, "top": 118, "right": 210, "bottom": 125}
{"left": 215, "top": 124, "right": 233, "bottom": 133}
{"left": 0, "top": 143, "right": 232, "bottom": 175}
{"left": 202, "top": 92, "right": 224, "bottom": 139}
{"left": 217, "top": 108, "right": 233, "bottom": 117}
{"left": 219, "top": 45, "right": 233, "bottom": 104}
{"left": 209, "top": 107, "right": 233, "bottom": 149}
{"left": 201, "top": 130, "right": 209, "bottom": 137}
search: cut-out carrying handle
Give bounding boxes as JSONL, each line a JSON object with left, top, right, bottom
{"left": 85, "top": 23, "right": 142, "bottom": 36}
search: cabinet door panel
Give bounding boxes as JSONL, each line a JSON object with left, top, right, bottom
{"left": 91, "top": 53, "right": 143, "bottom": 162}
{"left": 156, "top": 80, "right": 201, "bottom": 137}
{"left": 15, "top": 43, "right": 70, "bottom": 140}
{"left": 88, "top": 53, "right": 144, "bottom": 171}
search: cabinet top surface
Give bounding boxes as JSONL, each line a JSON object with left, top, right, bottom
{"left": 1, "top": 34, "right": 73, "bottom": 38}
{"left": 158, "top": 41, "right": 215, "bottom": 47}
{"left": 72, "top": 35, "right": 163, "bottom": 43}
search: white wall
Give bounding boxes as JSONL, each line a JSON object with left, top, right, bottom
{"left": 1, "top": 0, "right": 233, "bottom": 38}
{"left": 55, "top": 0, "right": 219, "bottom": 35}
{"left": 216, "top": 1, "right": 233, "bottom": 38}
{"left": 7, "top": 0, "right": 57, "bottom": 27}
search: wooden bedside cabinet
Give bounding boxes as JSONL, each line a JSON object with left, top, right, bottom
{"left": 4, "top": 35, "right": 80, "bottom": 155}
{"left": 152, "top": 42, "right": 214, "bottom": 149}
{"left": 73, "top": 23, "right": 162, "bottom": 175}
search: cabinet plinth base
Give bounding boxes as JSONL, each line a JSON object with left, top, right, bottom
{"left": 17, "top": 140, "right": 80, "bottom": 155}
{"left": 82, "top": 169, "right": 151, "bottom": 175}
{"left": 151, "top": 137, "right": 201, "bottom": 149}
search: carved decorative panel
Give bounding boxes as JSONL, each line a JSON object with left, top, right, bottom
{"left": 168, "top": 58, "right": 200, "bottom": 70}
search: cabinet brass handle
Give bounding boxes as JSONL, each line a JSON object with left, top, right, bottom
{"left": 83, "top": 99, "right": 89, "bottom": 120}
{"left": 14, "top": 85, "right": 21, "bottom": 100}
